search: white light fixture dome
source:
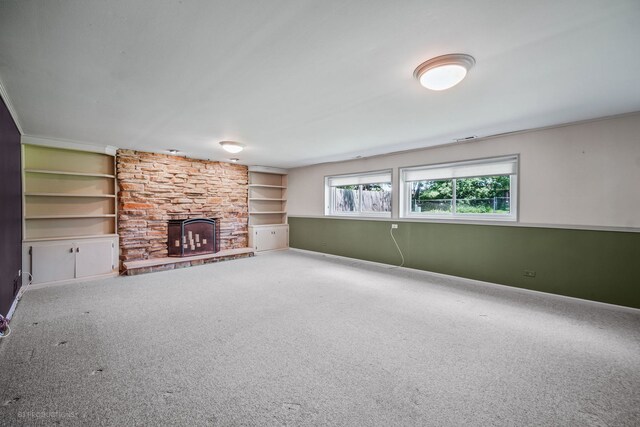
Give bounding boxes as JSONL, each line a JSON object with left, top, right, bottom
{"left": 219, "top": 141, "right": 244, "bottom": 153}
{"left": 414, "top": 54, "right": 475, "bottom": 91}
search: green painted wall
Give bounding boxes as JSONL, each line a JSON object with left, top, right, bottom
{"left": 289, "top": 217, "right": 640, "bottom": 309}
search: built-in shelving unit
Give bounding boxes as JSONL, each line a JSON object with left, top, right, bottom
{"left": 23, "top": 145, "right": 117, "bottom": 241}
{"left": 248, "top": 166, "right": 289, "bottom": 251}
{"left": 22, "top": 144, "right": 118, "bottom": 284}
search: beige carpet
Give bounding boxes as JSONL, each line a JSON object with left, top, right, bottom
{"left": 0, "top": 249, "right": 638, "bottom": 426}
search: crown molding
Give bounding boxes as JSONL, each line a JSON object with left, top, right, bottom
{"left": 0, "top": 76, "right": 24, "bottom": 134}
{"left": 21, "top": 135, "right": 118, "bottom": 156}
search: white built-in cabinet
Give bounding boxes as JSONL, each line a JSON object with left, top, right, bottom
{"left": 30, "top": 239, "right": 116, "bottom": 284}
{"left": 22, "top": 144, "right": 118, "bottom": 285}
{"left": 248, "top": 166, "right": 289, "bottom": 252}
{"left": 251, "top": 224, "right": 289, "bottom": 252}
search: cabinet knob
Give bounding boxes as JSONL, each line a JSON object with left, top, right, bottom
{"left": 69, "top": 248, "right": 74, "bottom": 253}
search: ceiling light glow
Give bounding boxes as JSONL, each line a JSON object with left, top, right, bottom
{"left": 414, "top": 54, "right": 475, "bottom": 91}
{"left": 219, "top": 141, "right": 244, "bottom": 153}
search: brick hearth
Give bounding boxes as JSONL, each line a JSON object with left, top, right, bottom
{"left": 116, "top": 149, "right": 250, "bottom": 272}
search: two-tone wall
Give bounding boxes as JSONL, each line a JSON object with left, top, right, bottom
{"left": 287, "top": 113, "right": 640, "bottom": 308}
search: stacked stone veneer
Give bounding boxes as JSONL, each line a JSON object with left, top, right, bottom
{"left": 116, "top": 149, "right": 249, "bottom": 269}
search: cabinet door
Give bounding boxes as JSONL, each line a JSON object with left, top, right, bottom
{"left": 253, "top": 226, "right": 288, "bottom": 252}
{"left": 273, "top": 227, "right": 288, "bottom": 249}
{"left": 31, "top": 243, "right": 76, "bottom": 284}
{"left": 254, "top": 228, "right": 274, "bottom": 252}
{"left": 75, "top": 240, "right": 114, "bottom": 278}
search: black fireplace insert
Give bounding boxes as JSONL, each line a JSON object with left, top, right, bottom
{"left": 167, "top": 218, "right": 220, "bottom": 257}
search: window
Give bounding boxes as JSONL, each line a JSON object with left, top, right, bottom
{"left": 325, "top": 170, "right": 392, "bottom": 217}
{"left": 400, "top": 156, "right": 518, "bottom": 220}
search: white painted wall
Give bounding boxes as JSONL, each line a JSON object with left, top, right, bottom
{"left": 287, "top": 113, "right": 640, "bottom": 230}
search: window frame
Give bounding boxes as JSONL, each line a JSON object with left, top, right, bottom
{"left": 324, "top": 169, "right": 393, "bottom": 218}
{"left": 399, "top": 155, "right": 518, "bottom": 221}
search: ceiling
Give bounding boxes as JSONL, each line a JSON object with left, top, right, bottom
{"left": 1, "top": 0, "right": 639, "bottom": 169}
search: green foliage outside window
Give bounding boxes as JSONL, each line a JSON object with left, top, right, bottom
{"left": 411, "top": 175, "right": 511, "bottom": 214}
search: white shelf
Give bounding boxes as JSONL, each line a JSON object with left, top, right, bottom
{"left": 24, "top": 169, "right": 116, "bottom": 178}
{"left": 24, "top": 234, "right": 119, "bottom": 243}
{"left": 25, "top": 192, "right": 116, "bottom": 198}
{"left": 249, "top": 211, "right": 286, "bottom": 215}
{"left": 26, "top": 214, "right": 116, "bottom": 219}
{"left": 248, "top": 184, "right": 286, "bottom": 189}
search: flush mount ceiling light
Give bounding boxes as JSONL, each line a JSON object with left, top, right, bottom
{"left": 414, "top": 54, "right": 475, "bottom": 91}
{"left": 454, "top": 135, "right": 478, "bottom": 143}
{"left": 219, "top": 141, "right": 244, "bottom": 154}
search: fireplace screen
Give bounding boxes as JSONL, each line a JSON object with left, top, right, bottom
{"left": 167, "top": 218, "right": 219, "bottom": 257}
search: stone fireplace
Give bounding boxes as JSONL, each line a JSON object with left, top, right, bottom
{"left": 116, "top": 149, "right": 250, "bottom": 273}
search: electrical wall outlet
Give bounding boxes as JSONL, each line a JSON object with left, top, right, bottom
{"left": 524, "top": 270, "right": 536, "bottom": 278}
{"left": 391, "top": 224, "right": 398, "bottom": 229}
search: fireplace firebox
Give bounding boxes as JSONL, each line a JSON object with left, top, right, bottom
{"left": 167, "top": 218, "right": 219, "bottom": 257}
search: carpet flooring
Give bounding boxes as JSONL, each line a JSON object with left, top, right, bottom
{"left": 0, "top": 249, "right": 638, "bottom": 426}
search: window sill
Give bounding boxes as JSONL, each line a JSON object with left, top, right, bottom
{"left": 325, "top": 213, "right": 392, "bottom": 219}
{"left": 402, "top": 214, "right": 517, "bottom": 222}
